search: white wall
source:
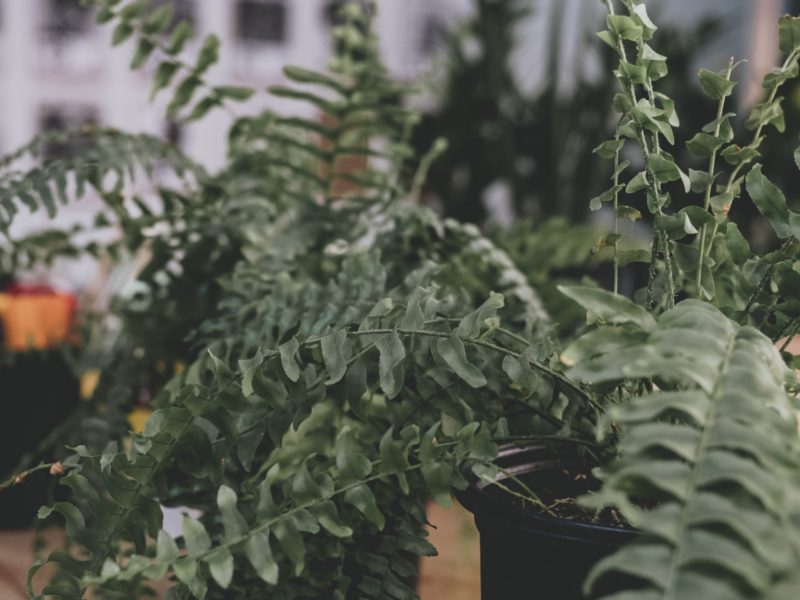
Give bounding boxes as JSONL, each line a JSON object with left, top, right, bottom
{"left": 0, "top": 0, "right": 464, "bottom": 161}
{"left": 511, "top": 0, "right": 751, "bottom": 99}
{"left": 0, "top": 0, "right": 466, "bottom": 290}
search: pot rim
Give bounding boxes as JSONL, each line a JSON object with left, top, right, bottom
{"left": 455, "top": 442, "right": 637, "bottom": 540}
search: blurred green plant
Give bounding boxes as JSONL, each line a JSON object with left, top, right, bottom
{"left": 411, "top": 0, "right": 722, "bottom": 228}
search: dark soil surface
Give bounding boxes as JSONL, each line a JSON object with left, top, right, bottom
{"left": 483, "top": 463, "right": 629, "bottom": 528}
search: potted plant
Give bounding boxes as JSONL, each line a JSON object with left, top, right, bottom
{"left": 459, "top": 2, "right": 800, "bottom": 598}
{"left": 4, "top": 1, "right": 800, "bottom": 600}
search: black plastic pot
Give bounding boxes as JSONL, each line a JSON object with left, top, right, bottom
{"left": 456, "top": 444, "right": 636, "bottom": 600}
{"left": 0, "top": 351, "right": 79, "bottom": 529}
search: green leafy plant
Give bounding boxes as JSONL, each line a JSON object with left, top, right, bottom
{"left": 412, "top": 0, "right": 725, "bottom": 228}
{"left": 4, "top": 1, "right": 800, "bottom": 600}
{"left": 566, "top": 1, "right": 800, "bottom": 597}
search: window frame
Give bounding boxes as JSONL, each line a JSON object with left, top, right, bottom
{"left": 234, "top": 0, "right": 289, "bottom": 45}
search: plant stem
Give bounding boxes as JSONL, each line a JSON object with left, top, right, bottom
{"left": 484, "top": 467, "right": 551, "bottom": 514}
{"left": 410, "top": 138, "right": 447, "bottom": 203}
{"left": 0, "top": 462, "right": 64, "bottom": 491}
{"left": 493, "top": 434, "right": 603, "bottom": 450}
{"left": 346, "top": 327, "right": 598, "bottom": 410}
{"left": 659, "top": 229, "right": 675, "bottom": 309}
{"left": 604, "top": 0, "right": 674, "bottom": 307}
{"left": 430, "top": 318, "right": 536, "bottom": 350}
{"left": 612, "top": 130, "right": 621, "bottom": 294}
{"left": 741, "top": 239, "right": 794, "bottom": 322}
{"left": 112, "top": 451, "right": 446, "bottom": 586}
{"left": 646, "top": 234, "right": 658, "bottom": 311}
{"left": 101, "top": 5, "right": 240, "bottom": 123}
{"left": 397, "top": 380, "right": 460, "bottom": 428}
{"left": 696, "top": 57, "right": 735, "bottom": 297}
{"left": 704, "top": 49, "right": 799, "bottom": 258}
{"left": 508, "top": 398, "right": 565, "bottom": 429}
{"left": 86, "top": 390, "right": 218, "bottom": 575}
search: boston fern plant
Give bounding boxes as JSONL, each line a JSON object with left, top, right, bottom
{"left": 3, "top": 1, "right": 800, "bottom": 599}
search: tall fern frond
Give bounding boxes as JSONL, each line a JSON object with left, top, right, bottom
{"left": 564, "top": 298, "right": 800, "bottom": 599}
{"left": 260, "top": 2, "right": 416, "bottom": 207}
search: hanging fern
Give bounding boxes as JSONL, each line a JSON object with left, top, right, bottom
{"left": 25, "top": 247, "right": 583, "bottom": 598}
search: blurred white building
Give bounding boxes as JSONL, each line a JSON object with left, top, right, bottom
{"left": 0, "top": 0, "right": 468, "bottom": 169}
{"left": 0, "top": 0, "right": 789, "bottom": 289}
{"left": 0, "top": 0, "right": 788, "bottom": 176}
{"left": 0, "top": 0, "right": 788, "bottom": 165}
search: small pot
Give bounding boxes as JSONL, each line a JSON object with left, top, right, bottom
{"left": 455, "top": 444, "right": 636, "bottom": 600}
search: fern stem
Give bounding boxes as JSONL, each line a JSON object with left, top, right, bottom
{"left": 660, "top": 332, "right": 736, "bottom": 600}
{"left": 704, "top": 49, "right": 800, "bottom": 258}
{"left": 696, "top": 57, "right": 735, "bottom": 297}
{"left": 90, "top": 460, "right": 428, "bottom": 594}
{"left": 85, "top": 388, "right": 224, "bottom": 576}
{"left": 659, "top": 228, "right": 675, "bottom": 309}
{"left": 604, "top": 0, "right": 674, "bottom": 307}
{"left": 483, "top": 466, "right": 551, "bottom": 514}
{"left": 741, "top": 239, "right": 794, "bottom": 322}
{"left": 508, "top": 397, "right": 565, "bottom": 429}
{"left": 99, "top": 4, "right": 240, "bottom": 122}
{"left": 346, "top": 327, "right": 598, "bottom": 410}
{"left": 492, "top": 434, "right": 603, "bottom": 450}
{"left": 646, "top": 234, "right": 659, "bottom": 311}
{"left": 165, "top": 459, "right": 432, "bottom": 575}
{"left": 410, "top": 138, "right": 447, "bottom": 203}
{"left": 397, "top": 380, "right": 460, "bottom": 428}
{"left": 612, "top": 130, "right": 621, "bottom": 294}
{"left": 426, "top": 318, "right": 541, "bottom": 350}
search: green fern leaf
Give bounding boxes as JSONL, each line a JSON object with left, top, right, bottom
{"left": 571, "top": 301, "right": 800, "bottom": 599}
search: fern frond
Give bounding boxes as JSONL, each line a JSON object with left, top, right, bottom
{"left": 255, "top": 1, "right": 416, "bottom": 206}
{"left": 566, "top": 300, "right": 800, "bottom": 599}
{"left": 351, "top": 505, "right": 435, "bottom": 600}
{"left": 32, "top": 255, "right": 575, "bottom": 597}
{"left": 87, "top": 0, "right": 254, "bottom": 122}
{"left": 0, "top": 127, "right": 204, "bottom": 231}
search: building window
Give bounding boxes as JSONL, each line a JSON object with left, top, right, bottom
{"left": 236, "top": 1, "right": 287, "bottom": 44}
{"left": 324, "top": 0, "right": 346, "bottom": 27}
{"left": 39, "top": 106, "right": 98, "bottom": 162}
{"left": 165, "top": 120, "right": 183, "bottom": 148}
{"left": 43, "top": 0, "right": 92, "bottom": 41}
{"left": 419, "top": 15, "right": 448, "bottom": 56}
